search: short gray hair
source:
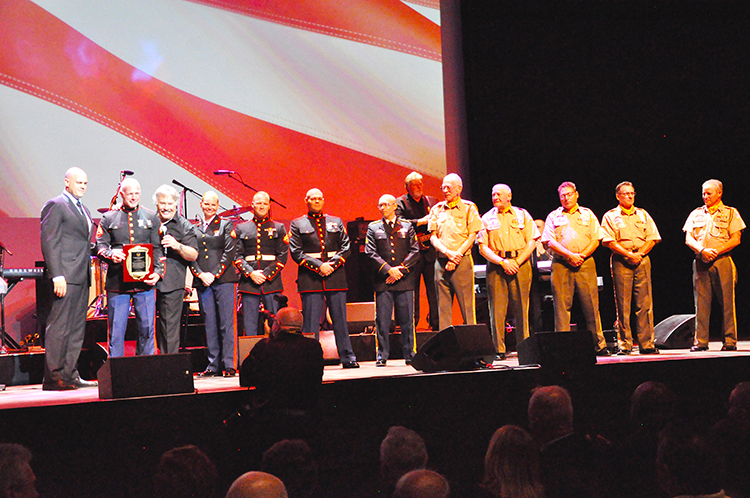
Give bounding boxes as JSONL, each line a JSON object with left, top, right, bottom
{"left": 153, "top": 184, "right": 180, "bottom": 204}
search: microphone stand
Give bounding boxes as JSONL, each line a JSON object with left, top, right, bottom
{"left": 222, "top": 172, "right": 287, "bottom": 210}
{"left": 172, "top": 179, "right": 232, "bottom": 220}
{"left": 107, "top": 171, "right": 130, "bottom": 210}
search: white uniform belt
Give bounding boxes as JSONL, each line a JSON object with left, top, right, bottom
{"left": 305, "top": 251, "right": 337, "bottom": 259}
{"left": 245, "top": 255, "right": 277, "bottom": 262}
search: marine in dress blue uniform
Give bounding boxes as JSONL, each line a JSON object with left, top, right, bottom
{"left": 191, "top": 191, "right": 239, "bottom": 376}
{"left": 234, "top": 192, "right": 288, "bottom": 342}
{"left": 365, "top": 194, "right": 421, "bottom": 365}
{"left": 288, "top": 188, "right": 358, "bottom": 368}
{"left": 96, "top": 178, "right": 164, "bottom": 357}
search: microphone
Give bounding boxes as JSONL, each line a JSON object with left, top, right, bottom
{"left": 213, "top": 170, "right": 236, "bottom": 175}
{"left": 121, "top": 170, "right": 134, "bottom": 176}
{"left": 172, "top": 179, "right": 189, "bottom": 189}
{"left": 159, "top": 224, "right": 168, "bottom": 256}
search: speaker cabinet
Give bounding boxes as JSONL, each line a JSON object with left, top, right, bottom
{"left": 517, "top": 331, "right": 596, "bottom": 372}
{"left": 411, "top": 324, "right": 495, "bottom": 372}
{"left": 654, "top": 314, "right": 695, "bottom": 349}
{"left": 98, "top": 353, "right": 194, "bottom": 399}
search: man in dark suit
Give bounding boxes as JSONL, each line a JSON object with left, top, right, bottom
{"left": 396, "top": 171, "right": 439, "bottom": 331}
{"left": 40, "top": 167, "right": 97, "bottom": 390}
{"left": 288, "top": 188, "right": 358, "bottom": 368}
{"left": 365, "top": 195, "right": 421, "bottom": 366}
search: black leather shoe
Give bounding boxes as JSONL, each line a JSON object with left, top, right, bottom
{"left": 496, "top": 353, "right": 506, "bottom": 361}
{"left": 640, "top": 348, "right": 660, "bottom": 355}
{"left": 42, "top": 380, "right": 78, "bottom": 391}
{"left": 690, "top": 345, "right": 709, "bottom": 352}
{"left": 73, "top": 377, "right": 98, "bottom": 388}
{"left": 404, "top": 359, "right": 412, "bottom": 366}
{"left": 375, "top": 359, "right": 387, "bottom": 367}
{"left": 197, "top": 369, "right": 218, "bottom": 377}
{"left": 721, "top": 344, "right": 737, "bottom": 351}
{"left": 616, "top": 349, "right": 631, "bottom": 356}
{"left": 223, "top": 368, "right": 237, "bottom": 377}
{"left": 342, "top": 361, "right": 360, "bottom": 369}
{"left": 595, "top": 348, "right": 611, "bottom": 357}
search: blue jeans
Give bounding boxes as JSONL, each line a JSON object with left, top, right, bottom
{"left": 107, "top": 289, "right": 156, "bottom": 357}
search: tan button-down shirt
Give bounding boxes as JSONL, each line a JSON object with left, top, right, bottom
{"left": 428, "top": 199, "right": 482, "bottom": 253}
{"left": 601, "top": 206, "right": 661, "bottom": 251}
{"left": 541, "top": 205, "right": 603, "bottom": 254}
{"left": 478, "top": 205, "right": 540, "bottom": 253}
{"left": 683, "top": 202, "right": 745, "bottom": 250}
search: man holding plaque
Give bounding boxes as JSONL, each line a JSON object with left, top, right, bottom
{"left": 154, "top": 184, "right": 198, "bottom": 355}
{"left": 96, "top": 178, "right": 163, "bottom": 357}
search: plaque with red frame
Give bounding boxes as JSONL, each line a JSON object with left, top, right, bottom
{"left": 123, "top": 243, "right": 153, "bottom": 282}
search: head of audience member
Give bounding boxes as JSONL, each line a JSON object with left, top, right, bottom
{"left": 225, "top": 472, "right": 287, "bottom": 498}
{"left": 393, "top": 469, "right": 450, "bottom": 498}
{"left": 405, "top": 172, "right": 424, "bottom": 201}
{"left": 120, "top": 178, "right": 142, "bottom": 210}
{"left": 440, "top": 174, "right": 463, "bottom": 204}
{"left": 528, "top": 385, "right": 574, "bottom": 447}
{"left": 271, "top": 308, "right": 304, "bottom": 339}
{"left": 657, "top": 422, "right": 724, "bottom": 497}
{"left": 252, "top": 191, "right": 271, "bottom": 220}
{"left": 491, "top": 184, "right": 512, "bottom": 211}
{"left": 615, "top": 181, "right": 636, "bottom": 210}
{"left": 261, "top": 439, "right": 319, "bottom": 498}
{"left": 380, "top": 426, "right": 429, "bottom": 490}
{"left": 702, "top": 179, "right": 723, "bottom": 208}
{"left": 557, "top": 181, "right": 578, "bottom": 212}
{"left": 378, "top": 195, "right": 398, "bottom": 222}
{"left": 153, "top": 445, "right": 218, "bottom": 498}
{"left": 629, "top": 381, "right": 676, "bottom": 431}
{"left": 154, "top": 184, "right": 180, "bottom": 222}
{"left": 200, "top": 191, "right": 220, "bottom": 222}
{"left": 304, "top": 189, "right": 324, "bottom": 215}
{"left": 727, "top": 381, "right": 750, "bottom": 423}
{"left": 0, "top": 444, "right": 38, "bottom": 498}
{"left": 482, "top": 425, "right": 544, "bottom": 498}
{"left": 64, "top": 167, "right": 88, "bottom": 199}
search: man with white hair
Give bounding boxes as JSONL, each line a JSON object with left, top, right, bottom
{"left": 478, "top": 183, "right": 540, "bottom": 360}
{"left": 683, "top": 179, "right": 745, "bottom": 352}
{"left": 96, "top": 178, "right": 164, "bottom": 356}
{"left": 153, "top": 184, "right": 198, "bottom": 354}
{"left": 428, "top": 173, "right": 482, "bottom": 331}
{"left": 289, "top": 188, "right": 358, "bottom": 368}
{"left": 365, "top": 194, "right": 421, "bottom": 366}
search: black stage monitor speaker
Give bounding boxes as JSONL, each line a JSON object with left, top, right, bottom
{"left": 654, "top": 314, "right": 695, "bottom": 349}
{"left": 411, "top": 324, "right": 495, "bottom": 373}
{"left": 98, "top": 353, "right": 195, "bottom": 399}
{"left": 517, "top": 331, "right": 596, "bottom": 371}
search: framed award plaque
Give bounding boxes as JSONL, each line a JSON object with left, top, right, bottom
{"left": 123, "top": 244, "right": 154, "bottom": 282}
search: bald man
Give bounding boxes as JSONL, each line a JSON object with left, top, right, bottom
{"left": 234, "top": 191, "right": 288, "bottom": 367}
{"left": 191, "top": 191, "right": 238, "bottom": 377}
{"left": 365, "top": 194, "right": 421, "bottom": 366}
{"left": 225, "top": 471, "right": 288, "bottom": 498}
{"left": 40, "top": 167, "right": 96, "bottom": 390}
{"left": 288, "top": 189, "right": 358, "bottom": 368}
{"left": 96, "top": 177, "right": 164, "bottom": 357}
{"left": 683, "top": 179, "right": 745, "bottom": 352}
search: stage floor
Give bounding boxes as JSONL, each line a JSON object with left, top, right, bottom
{"left": 2, "top": 339, "right": 749, "bottom": 411}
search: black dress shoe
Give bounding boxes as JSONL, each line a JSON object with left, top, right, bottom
{"left": 72, "top": 377, "right": 98, "bottom": 388}
{"left": 223, "top": 368, "right": 237, "bottom": 377}
{"left": 404, "top": 359, "right": 412, "bottom": 366}
{"left": 42, "top": 379, "right": 78, "bottom": 391}
{"left": 496, "top": 353, "right": 506, "bottom": 361}
{"left": 616, "top": 349, "right": 631, "bottom": 356}
{"left": 690, "top": 345, "right": 709, "bottom": 352}
{"left": 197, "top": 369, "right": 218, "bottom": 377}
{"left": 721, "top": 344, "right": 737, "bottom": 351}
{"left": 375, "top": 359, "right": 387, "bottom": 367}
{"left": 342, "top": 361, "right": 360, "bottom": 369}
{"left": 595, "top": 348, "right": 611, "bottom": 357}
{"left": 640, "top": 348, "right": 660, "bottom": 355}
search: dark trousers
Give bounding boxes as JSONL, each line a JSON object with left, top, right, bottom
{"left": 199, "top": 282, "right": 236, "bottom": 372}
{"left": 44, "top": 282, "right": 88, "bottom": 384}
{"left": 414, "top": 255, "right": 439, "bottom": 330}
{"left": 375, "top": 289, "right": 416, "bottom": 361}
{"left": 156, "top": 288, "right": 184, "bottom": 354}
{"left": 301, "top": 291, "right": 356, "bottom": 363}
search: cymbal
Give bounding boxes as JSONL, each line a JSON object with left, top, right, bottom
{"left": 219, "top": 206, "right": 252, "bottom": 217}
{"left": 97, "top": 208, "right": 110, "bottom": 214}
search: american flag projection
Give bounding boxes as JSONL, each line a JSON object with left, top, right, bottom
{"left": 0, "top": 0, "right": 448, "bottom": 220}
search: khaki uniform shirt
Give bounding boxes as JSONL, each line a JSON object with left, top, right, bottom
{"left": 601, "top": 206, "right": 661, "bottom": 251}
{"left": 478, "top": 205, "right": 540, "bottom": 253}
{"left": 541, "top": 205, "right": 603, "bottom": 255}
{"left": 682, "top": 202, "right": 745, "bottom": 250}
{"left": 428, "top": 198, "right": 482, "bottom": 254}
